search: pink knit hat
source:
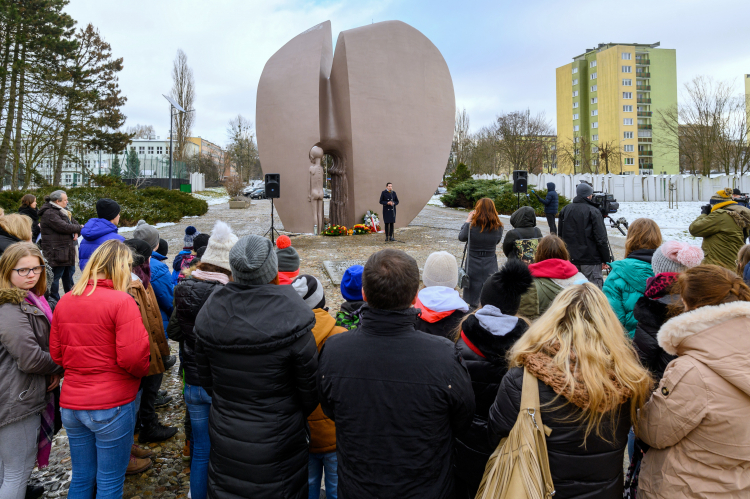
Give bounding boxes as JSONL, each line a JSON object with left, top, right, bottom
{"left": 651, "top": 241, "right": 704, "bottom": 275}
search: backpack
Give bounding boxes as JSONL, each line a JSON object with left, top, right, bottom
{"left": 515, "top": 238, "right": 541, "bottom": 264}
{"left": 335, "top": 308, "right": 361, "bottom": 330}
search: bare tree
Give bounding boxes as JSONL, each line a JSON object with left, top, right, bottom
{"left": 170, "top": 49, "right": 195, "bottom": 162}
{"left": 494, "top": 110, "right": 554, "bottom": 174}
{"left": 126, "top": 124, "right": 156, "bottom": 139}
{"left": 596, "top": 139, "right": 632, "bottom": 174}
{"left": 226, "top": 115, "right": 259, "bottom": 181}
{"left": 715, "top": 94, "right": 750, "bottom": 175}
{"left": 557, "top": 135, "right": 593, "bottom": 174}
{"left": 452, "top": 108, "right": 471, "bottom": 167}
{"left": 467, "top": 125, "right": 501, "bottom": 174}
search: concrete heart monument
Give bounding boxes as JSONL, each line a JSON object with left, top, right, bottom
{"left": 256, "top": 20, "right": 455, "bottom": 233}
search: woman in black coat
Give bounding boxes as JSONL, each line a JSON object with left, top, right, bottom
{"left": 193, "top": 235, "right": 318, "bottom": 499}
{"left": 453, "top": 260, "right": 531, "bottom": 498}
{"left": 502, "top": 206, "right": 543, "bottom": 259}
{"left": 458, "top": 198, "right": 503, "bottom": 307}
{"left": 18, "top": 194, "right": 40, "bottom": 242}
{"left": 379, "top": 182, "right": 399, "bottom": 241}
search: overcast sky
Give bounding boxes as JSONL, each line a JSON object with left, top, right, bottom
{"left": 66, "top": 0, "right": 750, "bottom": 147}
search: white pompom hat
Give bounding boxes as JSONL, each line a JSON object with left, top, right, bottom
{"left": 651, "top": 241, "right": 704, "bottom": 275}
{"left": 200, "top": 220, "right": 239, "bottom": 272}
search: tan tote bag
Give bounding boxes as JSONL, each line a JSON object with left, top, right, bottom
{"left": 475, "top": 367, "right": 555, "bottom": 499}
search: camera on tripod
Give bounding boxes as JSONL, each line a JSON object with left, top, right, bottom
{"left": 592, "top": 192, "right": 619, "bottom": 218}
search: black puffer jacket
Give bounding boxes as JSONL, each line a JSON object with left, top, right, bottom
{"left": 170, "top": 276, "right": 223, "bottom": 387}
{"left": 18, "top": 205, "right": 40, "bottom": 242}
{"left": 558, "top": 196, "right": 611, "bottom": 265}
{"left": 0, "top": 227, "right": 21, "bottom": 256}
{"left": 318, "top": 306, "right": 475, "bottom": 499}
{"left": 194, "top": 283, "right": 318, "bottom": 499}
{"left": 503, "top": 206, "right": 543, "bottom": 259}
{"left": 415, "top": 309, "right": 466, "bottom": 339}
{"left": 489, "top": 365, "right": 631, "bottom": 499}
{"left": 454, "top": 308, "right": 528, "bottom": 495}
{"left": 632, "top": 274, "right": 679, "bottom": 383}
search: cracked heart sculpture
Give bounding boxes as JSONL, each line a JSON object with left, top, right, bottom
{"left": 256, "top": 20, "right": 455, "bottom": 233}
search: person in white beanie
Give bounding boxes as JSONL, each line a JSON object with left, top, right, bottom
{"left": 414, "top": 251, "right": 469, "bottom": 338}
{"left": 167, "top": 220, "right": 237, "bottom": 499}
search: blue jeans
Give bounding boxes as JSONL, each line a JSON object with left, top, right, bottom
{"left": 308, "top": 452, "right": 337, "bottom": 499}
{"left": 184, "top": 384, "right": 211, "bottom": 499}
{"left": 61, "top": 399, "right": 137, "bottom": 499}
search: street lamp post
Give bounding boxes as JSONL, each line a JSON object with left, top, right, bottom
{"left": 163, "top": 94, "right": 194, "bottom": 190}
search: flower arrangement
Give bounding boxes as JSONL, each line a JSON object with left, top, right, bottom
{"left": 363, "top": 210, "right": 381, "bottom": 232}
{"left": 322, "top": 224, "right": 348, "bottom": 236}
{"left": 352, "top": 224, "right": 374, "bottom": 235}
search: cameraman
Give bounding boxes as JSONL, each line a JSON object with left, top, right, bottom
{"left": 689, "top": 188, "right": 750, "bottom": 270}
{"left": 733, "top": 188, "right": 749, "bottom": 208}
{"left": 558, "top": 182, "right": 611, "bottom": 288}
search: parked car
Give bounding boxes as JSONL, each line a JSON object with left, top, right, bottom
{"left": 247, "top": 187, "right": 267, "bottom": 199}
{"left": 324, "top": 188, "right": 331, "bottom": 199}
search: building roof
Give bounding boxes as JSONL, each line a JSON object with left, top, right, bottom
{"left": 572, "top": 42, "right": 661, "bottom": 61}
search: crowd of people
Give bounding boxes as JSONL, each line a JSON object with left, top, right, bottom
{"left": 0, "top": 185, "right": 749, "bottom": 499}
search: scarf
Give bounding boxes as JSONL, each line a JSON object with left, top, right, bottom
{"left": 192, "top": 269, "right": 230, "bottom": 285}
{"left": 133, "top": 262, "right": 151, "bottom": 289}
{"left": 49, "top": 201, "right": 72, "bottom": 220}
{"left": 644, "top": 273, "right": 679, "bottom": 299}
{"left": 25, "top": 291, "right": 53, "bottom": 322}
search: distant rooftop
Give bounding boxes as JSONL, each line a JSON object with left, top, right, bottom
{"left": 573, "top": 42, "right": 661, "bottom": 61}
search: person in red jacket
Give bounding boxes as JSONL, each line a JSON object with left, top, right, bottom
{"left": 50, "top": 239, "right": 150, "bottom": 499}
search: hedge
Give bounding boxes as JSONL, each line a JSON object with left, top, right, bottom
{"left": 440, "top": 179, "right": 570, "bottom": 216}
{"left": 0, "top": 183, "right": 208, "bottom": 227}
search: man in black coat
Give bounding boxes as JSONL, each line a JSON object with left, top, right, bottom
{"left": 557, "top": 182, "right": 611, "bottom": 288}
{"left": 194, "top": 235, "right": 319, "bottom": 499}
{"left": 379, "top": 182, "right": 399, "bottom": 242}
{"left": 318, "top": 248, "right": 475, "bottom": 499}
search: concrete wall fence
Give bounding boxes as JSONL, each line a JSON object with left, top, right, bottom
{"left": 472, "top": 173, "right": 750, "bottom": 203}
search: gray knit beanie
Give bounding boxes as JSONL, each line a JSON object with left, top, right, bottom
{"left": 422, "top": 251, "right": 458, "bottom": 288}
{"left": 576, "top": 182, "right": 594, "bottom": 198}
{"left": 651, "top": 241, "right": 704, "bottom": 275}
{"left": 133, "top": 220, "right": 159, "bottom": 250}
{"left": 229, "top": 235, "right": 278, "bottom": 285}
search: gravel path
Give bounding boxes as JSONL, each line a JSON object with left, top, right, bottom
{"left": 35, "top": 200, "right": 627, "bottom": 498}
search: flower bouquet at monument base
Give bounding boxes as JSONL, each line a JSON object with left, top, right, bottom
{"left": 323, "top": 224, "right": 348, "bottom": 236}
{"left": 352, "top": 224, "right": 374, "bottom": 235}
{"left": 363, "top": 210, "right": 382, "bottom": 232}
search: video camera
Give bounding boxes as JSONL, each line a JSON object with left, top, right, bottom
{"left": 592, "top": 192, "right": 619, "bottom": 218}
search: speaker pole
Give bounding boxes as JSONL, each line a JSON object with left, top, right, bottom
{"left": 270, "top": 198, "right": 276, "bottom": 246}
{"left": 517, "top": 192, "right": 520, "bottom": 210}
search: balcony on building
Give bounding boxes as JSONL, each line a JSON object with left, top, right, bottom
{"left": 636, "top": 71, "right": 651, "bottom": 78}
{"left": 638, "top": 124, "right": 653, "bottom": 130}
{"left": 639, "top": 162, "right": 654, "bottom": 169}
{"left": 638, "top": 150, "right": 653, "bottom": 156}
{"left": 636, "top": 84, "right": 651, "bottom": 91}
{"left": 637, "top": 111, "right": 653, "bottom": 117}
{"left": 637, "top": 97, "right": 652, "bottom": 104}
{"left": 635, "top": 58, "right": 651, "bottom": 66}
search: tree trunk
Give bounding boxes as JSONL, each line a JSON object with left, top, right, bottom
{"left": 11, "top": 44, "right": 26, "bottom": 190}
{"left": 0, "top": 26, "right": 15, "bottom": 122}
{"left": 53, "top": 91, "right": 75, "bottom": 186}
{"left": 0, "top": 35, "right": 21, "bottom": 182}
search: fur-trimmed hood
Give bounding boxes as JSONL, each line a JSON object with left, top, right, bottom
{"left": 0, "top": 287, "right": 28, "bottom": 306}
{"left": 658, "top": 301, "right": 750, "bottom": 396}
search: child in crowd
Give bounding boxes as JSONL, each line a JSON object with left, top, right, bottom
{"left": 414, "top": 251, "right": 468, "bottom": 338}
{"left": 335, "top": 264, "right": 364, "bottom": 329}
{"left": 292, "top": 274, "right": 344, "bottom": 499}
{"left": 173, "top": 227, "right": 210, "bottom": 284}
{"left": 276, "top": 235, "right": 300, "bottom": 284}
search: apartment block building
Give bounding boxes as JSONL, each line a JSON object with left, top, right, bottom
{"left": 556, "top": 42, "right": 678, "bottom": 174}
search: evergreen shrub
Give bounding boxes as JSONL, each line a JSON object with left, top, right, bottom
{"left": 440, "top": 179, "right": 569, "bottom": 216}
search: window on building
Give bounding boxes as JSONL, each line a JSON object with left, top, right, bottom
{"left": 64, "top": 174, "right": 72, "bottom": 183}
{"left": 130, "top": 146, "right": 135, "bottom": 151}
{"left": 623, "top": 79, "right": 632, "bottom": 86}
{"left": 590, "top": 72, "right": 597, "bottom": 80}
{"left": 624, "top": 131, "right": 634, "bottom": 139}
{"left": 138, "top": 146, "right": 145, "bottom": 154}
{"left": 573, "top": 102, "right": 579, "bottom": 108}
{"left": 572, "top": 67, "right": 578, "bottom": 74}
{"left": 591, "top": 97, "right": 597, "bottom": 104}
{"left": 572, "top": 90, "right": 578, "bottom": 97}
{"left": 591, "top": 134, "right": 599, "bottom": 141}
{"left": 622, "top": 65, "right": 632, "bottom": 73}
{"left": 623, "top": 92, "right": 632, "bottom": 99}
{"left": 574, "top": 137, "right": 580, "bottom": 143}
{"left": 639, "top": 130, "right": 652, "bottom": 138}
{"left": 157, "top": 146, "right": 163, "bottom": 154}
{"left": 572, "top": 79, "right": 578, "bottom": 85}
{"left": 624, "top": 118, "right": 633, "bottom": 125}
{"left": 84, "top": 160, "right": 91, "bottom": 169}
{"left": 592, "top": 145, "right": 599, "bottom": 153}
{"left": 575, "top": 160, "right": 580, "bottom": 167}
{"left": 590, "top": 61, "right": 597, "bottom": 68}
{"left": 624, "top": 144, "right": 634, "bottom": 152}
{"left": 591, "top": 85, "right": 597, "bottom": 92}
{"left": 166, "top": 147, "right": 170, "bottom": 155}
{"left": 573, "top": 113, "right": 579, "bottom": 120}
{"left": 623, "top": 105, "right": 633, "bottom": 112}
{"left": 574, "top": 125, "right": 580, "bottom": 132}
{"left": 624, "top": 158, "right": 635, "bottom": 165}
{"left": 591, "top": 110, "right": 598, "bottom": 116}
{"left": 592, "top": 122, "right": 598, "bottom": 129}
{"left": 622, "top": 53, "right": 632, "bottom": 60}
{"left": 148, "top": 146, "right": 154, "bottom": 154}
{"left": 592, "top": 159, "right": 599, "bottom": 166}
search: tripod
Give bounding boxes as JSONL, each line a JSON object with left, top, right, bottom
{"left": 263, "top": 198, "right": 281, "bottom": 245}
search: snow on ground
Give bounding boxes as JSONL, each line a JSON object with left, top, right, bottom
{"left": 427, "top": 194, "right": 445, "bottom": 207}
{"left": 606, "top": 202, "right": 703, "bottom": 243}
{"left": 192, "top": 187, "right": 231, "bottom": 206}
{"left": 120, "top": 222, "right": 176, "bottom": 233}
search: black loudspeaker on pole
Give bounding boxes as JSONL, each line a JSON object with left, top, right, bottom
{"left": 263, "top": 174, "right": 281, "bottom": 245}
{"left": 512, "top": 170, "right": 528, "bottom": 194}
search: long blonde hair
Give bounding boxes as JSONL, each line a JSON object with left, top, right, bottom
{"left": 508, "top": 283, "right": 652, "bottom": 442}
{"left": 72, "top": 240, "right": 132, "bottom": 296}
{"left": 0, "top": 242, "right": 46, "bottom": 295}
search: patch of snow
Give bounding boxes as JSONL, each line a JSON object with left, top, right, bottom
{"left": 192, "top": 193, "right": 230, "bottom": 205}
{"left": 427, "top": 195, "right": 445, "bottom": 207}
{"left": 606, "top": 202, "right": 703, "bottom": 243}
{"left": 120, "top": 222, "right": 176, "bottom": 233}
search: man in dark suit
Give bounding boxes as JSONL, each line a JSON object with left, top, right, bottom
{"left": 379, "top": 182, "right": 399, "bottom": 242}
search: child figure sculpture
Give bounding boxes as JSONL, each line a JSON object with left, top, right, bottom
{"left": 309, "top": 146, "right": 325, "bottom": 233}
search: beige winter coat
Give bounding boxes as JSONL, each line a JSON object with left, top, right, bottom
{"left": 637, "top": 301, "right": 750, "bottom": 498}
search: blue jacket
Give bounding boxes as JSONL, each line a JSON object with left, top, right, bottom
{"left": 151, "top": 251, "right": 174, "bottom": 332}
{"left": 78, "top": 219, "right": 125, "bottom": 271}
{"left": 534, "top": 182, "right": 559, "bottom": 214}
{"left": 603, "top": 250, "right": 655, "bottom": 337}
{"left": 172, "top": 249, "right": 193, "bottom": 284}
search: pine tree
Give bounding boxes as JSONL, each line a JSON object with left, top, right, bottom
{"left": 110, "top": 153, "right": 121, "bottom": 178}
{"left": 125, "top": 148, "right": 139, "bottom": 179}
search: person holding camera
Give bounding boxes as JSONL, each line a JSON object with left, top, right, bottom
{"left": 531, "top": 182, "right": 559, "bottom": 234}
{"left": 689, "top": 188, "right": 750, "bottom": 271}
{"left": 557, "top": 182, "right": 611, "bottom": 289}
{"left": 733, "top": 189, "right": 749, "bottom": 208}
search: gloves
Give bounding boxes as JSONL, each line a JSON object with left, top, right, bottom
{"left": 701, "top": 204, "right": 711, "bottom": 216}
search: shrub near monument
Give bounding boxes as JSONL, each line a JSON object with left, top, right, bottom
{"left": 440, "top": 179, "right": 570, "bottom": 216}
{"left": 0, "top": 181, "right": 208, "bottom": 226}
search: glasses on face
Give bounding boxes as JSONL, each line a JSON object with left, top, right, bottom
{"left": 13, "top": 266, "right": 45, "bottom": 277}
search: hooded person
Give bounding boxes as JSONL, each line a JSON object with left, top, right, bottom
{"left": 502, "top": 206, "right": 543, "bottom": 260}
{"left": 172, "top": 226, "right": 201, "bottom": 284}
{"left": 414, "top": 251, "right": 469, "bottom": 338}
{"left": 78, "top": 198, "right": 124, "bottom": 271}
{"left": 453, "top": 259, "right": 533, "bottom": 498}
{"left": 276, "top": 235, "right": 300, "bottom": 285}
{"left": 335, "top": 265, "right": 364, "bottom": 330}
{"left": 690, "top": 188, "right": 750, "bottom": 270}
{"left": 193, "top": 235, "right": 318, "bottom": 499}
{"left": 632, "top": 241, "right": 703, "bottom": 383}
{"left": 637, "top": 265, "right": 750, "bottom": 498}
{"left": 292, "top": 274, "right": 345, "bottom": 499}
{"left": 533, "top": 182, "right": 559, "bottom": 235}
